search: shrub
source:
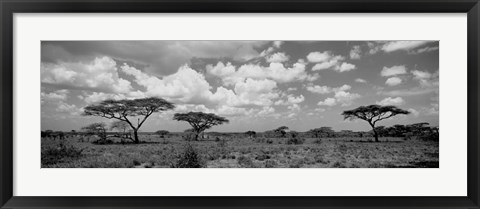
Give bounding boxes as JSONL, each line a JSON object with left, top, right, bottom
{"left": 286, "top": 137, "right": 305, "bottom": 145}
{"left": 264, "top": 159, "right": 277, "bottom": 168}
{"left": 173, "top": 144, "right": 204, "bottom": 168}
{"left": 313, "top": 138, "right": 322, "bottom": 144}
{"left": 237, "top": 156, "right": 255, "bottom": 168}
{"left": 41, "top": 141, "right": 83, "bottom": 165}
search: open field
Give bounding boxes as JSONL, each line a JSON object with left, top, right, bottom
{"left": 41, "top": 134, "right": 439, "bottom": 168}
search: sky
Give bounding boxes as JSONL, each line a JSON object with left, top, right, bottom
{"left": 41, "top": 41, "right": 439, "bottom": 132}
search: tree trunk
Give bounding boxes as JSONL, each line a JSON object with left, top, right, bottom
{"left": 370, "top": 124, "right": 379, "bottom": 142}
{"left": 133, "top": 129, "right": 139, "bottom": 144}
{"left": 194, "top": 131, "right": 200, "bottom": 141}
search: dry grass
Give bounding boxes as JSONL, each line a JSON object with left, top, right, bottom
{"left": 41, "top": 135, "right": 439, "bottom": 168}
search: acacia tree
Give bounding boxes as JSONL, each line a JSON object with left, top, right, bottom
{"left": 274, "top": 126, "right": 289, "bottom": 138}
{"left": 81, "top": 122, "right": 107, "bottom": 142}
{"left": 110, "top": 121, "right": 132, "bottom": 142}
{"left": 342, "top": 105, "right": 409, "bottom": 142}
{"left": 245, "top": 131, "right": 256, "bottom": 139}
{"left": 155, "top": 130, "right": 170, "bottom": 138}
{"left": 173, "top": 112, "right": 229, "bottom": 141}
{"left": 83, "top": 97, "right": 175, "bottom": 144}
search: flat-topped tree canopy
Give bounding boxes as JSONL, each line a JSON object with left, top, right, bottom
{"left": 83, "top": 97, "right": 175, "bottom": 143}
{"left": 342, "top": 105, "right": 410, "bottom": 125}
{"left": 173, "top": 112, "right": 229, "bottom": 141}
{"left": 342, "top": 105, "right": 410, "bottom": 142}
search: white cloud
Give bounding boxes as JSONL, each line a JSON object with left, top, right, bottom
{"left": 408, "top": 108, "right": 420, "bottom": 117}
{"left": 381, "top": 65, "right": 407, "bottom": 77}
{"left": 273, "top": 41, "right": 283, "bottom": 48}
{"left": 306, "top": 84, "right": 351, "bottom": 94}
{"left": 41, "top": 89, "right": 69, "bottom": 102}
{"left": 207, "top": 61, "right": 311, "bottom": 85}
{"left": 306, "top": 51, "right": 332, "bottom": 63}
{"left": 287, "top": 104, "right": 301, "bottom": 112}
{"left": 367, "top": 42, "right": 381, "bottom": 54}
{"left": 55, "top": 102, "right": 82, "bottom": 115}
{"left": 41, "top": 56, "right": 132, "bottom": 93}
{"left": 122, "top": 63, "right": 214, "bottom": 104}
{"left": 317, "top": 98, "right": 337, "bottom": 106}
{"left": 337, "top": 62, "right": 356, "bottom": 72}
{"left": 266, "top": 52, "right": 290, "bottom": 63}
{"left": 412, "top": 70, "right": 438, "bottom": 88}
{"left": 411, "top": 70, "right": 432, "bottom": 80}
{"left": 410, "top": 46, "right": 439, "bottom": 54}
{"left": 257, "top": 106, "right": 276, "bottom": 117}
{"left": 306, "top": 85, "right": 331, "bottom": 94}
{"left": 349, "top": 45, "right": 361, "bottom": 59}
{"left": 274, "top": 94, "right": 305, "bottom": 106}
{"left": 83, "top": 92, "right": 128, "bottom": 104}
{"left": 333, "top": 91, "right": 360, "bottom": 106}
{"left": 308, "top": 51, "right": 355, "bottom": 72}
{"left": 385, "top": 77, "right": 402, "bottom": 86}
{"left": 316, "top": 87, "right": 360, "bottom": 107}
{"left": 376, "top": 97, "right": 405, "bottom": 106}
{"left": 381, "top": 41, "right": 430, "bottom": 53}
{"left": 355, "top": 78, "right": 367, "bottom": 83}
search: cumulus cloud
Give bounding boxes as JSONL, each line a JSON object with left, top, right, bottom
{"left": 266, "top": 52, "right": 290, "bottom": 63}
{"left": 355, "top": 78, "right": 367, "bottom": 83}
{"left": 306, "top": 84, "right": 351, "bottom": 94}
{"left": 412, "top": 70, "right": 438, "bottom": 88}
{"left": 385, "top": 77, "right": 402, "bottom": 86}
{"left": 337, "top": 62, "right": 356, "bottom": 72}
{"left": 306, "top": 85, "right": 331, "bottom": 94}
{"left": 306, "top": 51, "right": 333, "bottom": 63}
{"left": 381, "top": 41, "right": 430, "bottom": 53}
{"left": 41, "top": 89, "right": 69, "bottom": 103}
{"left": 42, "top": 41, "right": 268, "bottom": 77}
{"left": 409, "top": 46, "right": 439, "bottom": 54}
{"left": 41, "top": 56, "right": 132, "bottom": 93}
{"left": 408, "top": 108, "right": 420, "bottom": 117}
{"left": 206, "top": 61, "right": 311, "bottom": 85}
{"left": 381, "top": 65, "right": 408, "bottom": 77}
{"left": 376, "top": 97, "right": 405, "bottom": 106}
{"left": 275, "top": 94, "right": 305, "bottom": 106}
{"left": 308, "top": 51, "right": 356, "bottom": 72}
{"left": 349, "top": 45, "right": 361, "bottom": 59}
{"left": 317, "top": 98, "right": 337, "bottom": 106}
{"left": 316, "top": 85, "right": 360, "bottom": 107}
{"left": 273, "top": 41, "right": 283, "bottom": 48}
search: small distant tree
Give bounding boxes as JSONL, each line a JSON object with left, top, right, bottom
{"left": 83, "top": 97, "right": 175, "bottom": 144}
{"left": 245, "top": 131, "right": 256, "bottom": 139}
{"left": 110, "top": 121, "right": 132, "bottom": 142}
{"left": 173, "top": 112, "right": 229, "bottom": 141}
{"left": 81, "top": 122, "right": 107, "bottom": 142}
{"left": 274, "top": 126, "right": 289, "bottom": 138}
{"left": 155, "top": 130, "right": 170, "bottom": 138}
{"left": 342, "top": 105, "right": 409, "bottom": 142}
{"left": 309, "top": 127, "right": 335, "bottom": 138}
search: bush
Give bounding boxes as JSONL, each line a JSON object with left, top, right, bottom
{"left": 41, "top": 141, "right": 83, "bottom": 165}
{"left": 92, "top": 139, "right": 114, "bottom": 144}
{"left": 237, "top": 156, "right": 256, "bottom": 168}
{"left": 173, "top": 143, "right": 204, "bottom": 168}
{"left": 313, "top": 138, "right": 322, "bottom": 144}
{"left": 286, "top": 137, "right": 305, "bottom": 145}
{"left": 264, "top": 159, "right": 277, "bottom": 168}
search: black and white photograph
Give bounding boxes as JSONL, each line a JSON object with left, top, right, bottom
{"left": 41, "top": 40, "right": 439, "bottom": 168}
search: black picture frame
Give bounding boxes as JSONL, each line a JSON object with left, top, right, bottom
{"left": 1, "top": 0, "right": 479, "bottom": 208}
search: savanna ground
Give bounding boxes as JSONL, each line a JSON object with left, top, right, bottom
{"left": 41, "top": 134, "right": 439, "bottom": 168}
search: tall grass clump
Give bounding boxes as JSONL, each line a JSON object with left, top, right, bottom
{"left": 173, "top": 143, "right": 204, "bottom": 168}
{"left": 41, "top": 140, "right": 83, "bottom": 166}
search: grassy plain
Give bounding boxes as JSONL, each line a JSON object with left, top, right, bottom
{"left": 41, "top": 135, "right": 439, "bottom": 168}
